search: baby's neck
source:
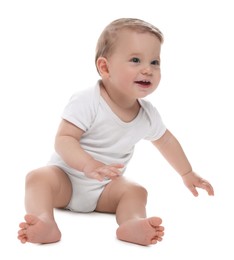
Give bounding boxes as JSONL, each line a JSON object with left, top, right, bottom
{"left": 100, "top": 83, "right": 140, "bottom": 123}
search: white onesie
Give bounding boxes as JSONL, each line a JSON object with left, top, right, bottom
{"left": 48, "top": 80, "right": 166, "bottom": 212}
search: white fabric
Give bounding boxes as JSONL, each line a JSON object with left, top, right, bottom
{"left": 48, "top": 80, "right": 166, "bottom": 212}
{"left": 60, "top": 80, "right": 166, "bottom": 168}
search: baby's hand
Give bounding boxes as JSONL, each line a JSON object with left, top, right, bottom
{"left": 182, "top": 171, "right": 214, "bottom": 197}
{"left": 83, "top": 160, "right": 124, "bottom": 181}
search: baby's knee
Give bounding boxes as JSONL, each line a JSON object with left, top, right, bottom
{"left": 128, "top": 184, "right": 148, "bottom": 199}
{"left": 25, "top": 170, "right": 36, "bottom": 184}
{"left": 25, "top": 169, "right": 45, "bottom": 186}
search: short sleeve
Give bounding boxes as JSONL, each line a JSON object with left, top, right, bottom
{"left": 139, "top": 99, "right": 167, "bottom": 141}
{"left": 61, "top": 87, "right": 98, "bottom": 131}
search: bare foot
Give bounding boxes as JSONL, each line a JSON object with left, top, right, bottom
{"left": 17, "top": 214, "right": 61, "bottom": 244}
{"left": 116, "top": 217, "right": 164, "bottom": 246}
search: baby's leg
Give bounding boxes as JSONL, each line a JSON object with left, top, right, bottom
{"left": 96, "top": 177, "right": 164, "bottom": 246}
{"left": 17, "top": 166, "right": 72, "bottom": 244}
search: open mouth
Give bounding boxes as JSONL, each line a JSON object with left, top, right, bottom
{"left": 135, "top": 80, "right": 151, "bottom": 87}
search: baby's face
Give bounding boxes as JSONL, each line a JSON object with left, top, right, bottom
{"left": 105, "top": 29, "right": 162, "bottom": 99}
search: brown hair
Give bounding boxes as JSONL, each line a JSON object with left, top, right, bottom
{"left": 95, "top": 18, "right": 164, "bottom": 69}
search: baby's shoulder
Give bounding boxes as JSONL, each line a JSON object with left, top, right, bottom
{"left": 68, "top": 83, "right": 100, "bottom": 107}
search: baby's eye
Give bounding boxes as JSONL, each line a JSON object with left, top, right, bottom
{"left": 151, "top": 60, "right": 160, "bottom": 66}
{"left": 131, "top": 57, "right": 140, "bottom": 63}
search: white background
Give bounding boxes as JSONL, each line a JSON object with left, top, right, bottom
{"left": 0, "top": 0, "right": 233, "bottom": 259}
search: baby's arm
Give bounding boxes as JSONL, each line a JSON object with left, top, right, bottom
{"left": 54, "top": 119, "right": 123, "bottom": 181}
{"left": 152, "top": 129, "right": 214, "bottom": 196}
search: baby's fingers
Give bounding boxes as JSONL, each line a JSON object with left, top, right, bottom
{"left": 109, "top": 163, "right": 124, "bottom": 170}
{"left": 101, "top": 165, "right": 123, "bottom": 179}
{"left": 198, "top": 180, "right": 214, "bottom": 196}
{"left": 187, "top": 185, "right": 199, "bottom": 197}
{"left": 109, "top": 163, "right": 124, "bottom": 173}
{"left": 92, "top": 164, "right": 123, "bottom": 181}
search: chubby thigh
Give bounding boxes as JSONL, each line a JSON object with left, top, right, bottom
{"left": 95, "top": 176, "right": 148, "bottom": 215}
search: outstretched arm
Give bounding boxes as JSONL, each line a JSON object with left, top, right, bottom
{"left": 152, "top": 129, "right": 214, "bottom": 196}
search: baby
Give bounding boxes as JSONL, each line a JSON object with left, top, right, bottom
{"left": 18, "top": 18, "right": 214, "bottom": 246}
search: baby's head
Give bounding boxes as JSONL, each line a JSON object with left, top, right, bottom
{"left": 95, "top": 18, "right": 163, "bottom": 72}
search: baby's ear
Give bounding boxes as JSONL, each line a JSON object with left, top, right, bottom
{"left": 96, "top": 57, "right": 109, "bottom": 77}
